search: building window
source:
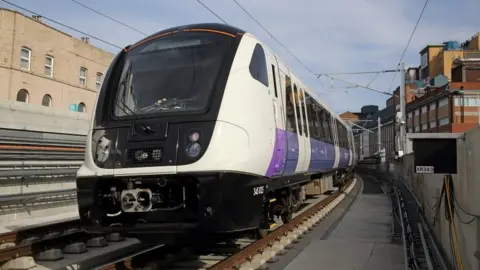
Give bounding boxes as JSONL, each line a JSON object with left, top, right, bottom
{"left": 421, "top": 53, "right": 428, "bottom": 68}
{"left": 438, "top": 117, "right": 450, "bottom": 126}
{"left": 414, "top": 109, "right": 420, "bottom": 116}
{"left": 20, "top": 47, "right": 31, "bottom": 70}
{"left": 415, "top": 126, "right": 420, "bottom": 132}
{"left": 421, "top": 105, "right": 427, "bottom": 114}
{"left": 456, "top": 97, "right": 480, "bottom": 107}
{"left": 45, "top": 55, "right": 54, "bottom": 77}
{"left": 429, "top": 120, "right": 436, "bottom": 128}
{"left": 422, "top": 123, "right": 428, "bottom": 130}
{"left": 438, "top": 98, "right": 448, "bottom": 107}
{"left": 80, "top": 67, "right": 87, "bottom": 86}
{"left": 96, "top": 72, "right": 103, "bottom": 91}
{"left": 429, "top": 103, "right": 436, "bottom": 111}
{"left": 16, "top": 89, "right": 29, "bottom": 103}
{"left": 78, "top": 102, "right": 86, "bottom": 113}
{"left": 42, "top": 94, "right": 52, "bottom": 107}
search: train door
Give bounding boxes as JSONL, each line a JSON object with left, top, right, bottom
{"left": 331, "top": 115, "right": 340, "bottom": 168}
{"left": 266, "top": 53, "right": 287, "bottom": 176}
{"left": 292, "top": 82, "right": 307, "bottom": 173}
{"left": 299, "top": 88, "right": 311, "bottom": 172}
{"left": 279, "top": 69, "right": 299, "bottom": 175}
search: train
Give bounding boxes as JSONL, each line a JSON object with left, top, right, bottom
{"left": 75, "top": 23, "right": 358, "bottom": 241}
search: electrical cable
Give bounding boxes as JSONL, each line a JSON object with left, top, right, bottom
{"left": 231, "top": 0, "right": 318, "bottom": 78}
{"left": 69, "top": 0, "right": 148, "bottom": 36}
{"left": 0, "top": 0, "right": 122, "bottom": 50}
{"left": 196, "top": 0, "right": 228, "bottom": 24}
{"left": 432, "top": 175, "right": 470, "bottom": 270}
{"left": 316, "top": 69, "right": 399, "bottom": 76}
{"left": 387, "top": 0, "right": 429, "bottom": 93}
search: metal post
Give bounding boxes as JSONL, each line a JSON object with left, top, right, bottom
{"left": 477, "top": 94, "right": 479, "bottom": 124}
{"left": 399, "top": 62, "right": 406, "bottom": 153}
{"left": 360, "top": 132, "right": 363, "bottom": 160}
{"left": 378, "top": 116, "right": 382, "bottom": 153}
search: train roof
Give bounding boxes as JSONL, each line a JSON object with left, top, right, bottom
{"left": 130, "top": 23, "right": 246, "bottom": 49}
{"left": 244, "top": 33, "right": 350, "bottom": 129}
{"left": 129, "top": 23, "right": 350, "bottom": 130}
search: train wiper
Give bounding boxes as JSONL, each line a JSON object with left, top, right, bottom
{"left": 115, "top": 61, "right": 138, "bottom": 118}
{"left": 138, "top": 98, "right": 186, "bottom": 113}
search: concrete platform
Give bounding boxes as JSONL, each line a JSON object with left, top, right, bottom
{"left": 282, "top": 177, "right": 405, "bottom": 270}
{"left": 0, "top": 211, "right": 79, "bottom": 234}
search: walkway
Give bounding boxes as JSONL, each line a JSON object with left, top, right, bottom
{"left": 283, "top": 176, "right": 405, "bottom": 270}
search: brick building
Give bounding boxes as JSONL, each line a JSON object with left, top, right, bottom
{"left": 0, "top": 8, "right": 114, "bottom": 114}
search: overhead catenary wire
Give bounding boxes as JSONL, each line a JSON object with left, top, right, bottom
{"left": 196, "top": 0, "right": 228, "bottom": 24}
{"left": 387, "top": 0, "right": 430, "bottom": 92}
{"left": 230, "top": 0, "right": 318, "bottom": 78}
{"left": 70, "top": 0, "right": 148, "bottom": 36}
{"left": 316, "top": 69, "right": 399, "bottom": 76}
{"left": 0, "top": 0, "right": 122, "bottom": 50}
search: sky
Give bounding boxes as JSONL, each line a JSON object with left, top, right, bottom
{"left": 2, "top": 0, "right": 480, "bottom": 114}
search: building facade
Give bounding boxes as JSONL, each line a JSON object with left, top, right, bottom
{"left": 406, "top": 81, "right": 480, "bottom": 134}
{"left": 353, "top": 106, "right": 395, "bottom": 161}
{"left": 419, "top": 35, "right": 480, "bottom": 83}
{"left": 0, "top": 9, "right": 114, "bottom": 114}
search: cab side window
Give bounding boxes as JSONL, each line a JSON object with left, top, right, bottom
{"left": 249, "top": 44, "right": 269, "bottom": 87}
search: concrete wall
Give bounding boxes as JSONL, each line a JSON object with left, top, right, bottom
{"left": 388, "top": 128, "right": 480, "bottom": 270}
{"left": 0, "top": 99, "right": 90, "bottom": 135}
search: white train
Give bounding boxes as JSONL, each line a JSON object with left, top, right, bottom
{"left": 76, "top": 23, "right": 357, "bottom": 241}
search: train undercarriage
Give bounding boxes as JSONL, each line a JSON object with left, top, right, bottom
{"left": 256, "top": 168, "right": 354, "bottom": 238}
{"left": 79, "top": 168, "right": 354, "bottom": 243}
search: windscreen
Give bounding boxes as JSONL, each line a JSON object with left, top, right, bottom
{"left": 113, "top": 31, "right": 234, "bottom": 117}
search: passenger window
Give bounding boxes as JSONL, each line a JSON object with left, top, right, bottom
{"left": 305, "top": 94, "right": 318, "bottom": 138}
{"left": 271, "top": 65, "right": 278, "bottom": 97}
{"left": 293, "top": 84, "right": 303, "bottom": 136}
{"left": 249, "top": 44, "right": 269, "bottom": 87}
{"left": 285, "top": 75, "right": 296, "bottom": 133}
{"left": 301, "top": 89, "right": 309, "bottom": 137}
{"left": 315, "top": 105, "right": 325, "bottom": 140}
{"left": 324, "top": 112, "right": 332, "bottom": 141}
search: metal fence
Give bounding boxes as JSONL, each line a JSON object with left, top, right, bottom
{"left": 0, "top": 128, "right": 86, "bottom": 213}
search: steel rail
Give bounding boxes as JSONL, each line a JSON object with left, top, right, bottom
{"left": 210, "top": 177, "right": 353, "bottom": 270}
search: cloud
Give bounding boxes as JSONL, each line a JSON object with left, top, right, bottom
{"left": 4, "top": 0, "right": 480, "bottom": 114}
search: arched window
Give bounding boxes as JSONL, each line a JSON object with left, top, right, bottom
{"left": 16, "top": 89, "right": 29, "bottom": 103}
{"left": 42, "top": 94, "right": 52, "bottom": 107}
{"left": 78, "top": 102, "right": 86, "bottom": 113}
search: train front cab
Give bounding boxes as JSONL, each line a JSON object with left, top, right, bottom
{"left": 75, "top": 24, "right": 274, "bottom": 239}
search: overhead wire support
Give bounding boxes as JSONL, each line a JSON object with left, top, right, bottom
{"left": 316, "top": 69, "right": 399, "bottom": 76}
{"left": 70, "top": 0, "right": 148, "bottom": 36}
{"left": 388, "top": 0, "right": 429, "bottom": 92}
{"left": 319, "top": 74, "right": 397, "bottom": 97}
{"left": 0, "top": 0, "right": 122, "bottom": 50}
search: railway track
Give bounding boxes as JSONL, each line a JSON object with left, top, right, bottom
{"left": 97, "top": 176, "right": 358, "bottom": 270}
{"left": 0, "top": 176, "right": 358, "bottom": 270}
{"left": 0, "top": 218, "right": 157, "bottom": 270}
{"left": 358, "top": 169, "right": 448, "bottom": 270}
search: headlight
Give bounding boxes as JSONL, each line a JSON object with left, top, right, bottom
{"left": 185, "top": 142, "right": 201, "bottom": 158}
{"left": 189, "top": 131, "right": 200, "bottom": 142}
{"left": 95, "top": 136, "right": 111, "bottom": 164}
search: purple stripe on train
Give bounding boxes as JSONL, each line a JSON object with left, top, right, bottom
{"left": 265, "top": 128, "right": 287, "bottom": 177}
{"left": 309, "top": 138, "right": 335, "bottom": 171}
{"left": 265, "top": 128, "right": 346, "bottom": 177}
{"left": 338, "top": 147, "right": 350, "bottom": 168}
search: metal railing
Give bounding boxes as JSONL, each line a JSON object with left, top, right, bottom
{"left": 0, "top": 129, "right": 86, "bottom": 209}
